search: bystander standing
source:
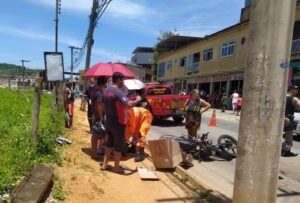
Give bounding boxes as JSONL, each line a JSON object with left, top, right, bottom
{"left": 101, "top": 72, "right": 141, "bottom": 174}
{"left": 220, "top": 93, "right": 228, "bottom": 113}
{"left": 84, "top": 78, "right": 95, "bottom": 133}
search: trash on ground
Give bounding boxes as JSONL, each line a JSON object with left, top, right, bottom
{"left": 137, "top": 167, "right": 159, "bottom": 180}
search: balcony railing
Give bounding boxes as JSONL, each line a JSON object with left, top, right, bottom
{"left": 187, "top": 62, "right": 199, "bottom": 73}
{"left": 292, "top": 39, "right": 300, "bottom": 55}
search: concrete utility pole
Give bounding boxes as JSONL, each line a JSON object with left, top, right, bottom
{"left": 55, "top": 0, "right": 61, "bottom": 52}
{"left": 69, "top": 46, "right": 81, "bottom": 85}
{"left": 233, "top": 1, "right": 296, "bottom": 203}
{"left": 20, "top": 59, "right": 30, "bottom": 88}
{"left": 85, "top": 0, "right": 98, "bottom": 72}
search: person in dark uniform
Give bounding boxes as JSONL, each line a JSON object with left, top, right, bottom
{"left": 84, "top": 78, "right": 95, "bottom": 133}
{"left": 283, "top": 85, "right": 300, "bottom": 157}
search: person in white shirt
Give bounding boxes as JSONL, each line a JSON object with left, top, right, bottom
{"left": 230, "top": 90, "right": 239, "bottom": 114}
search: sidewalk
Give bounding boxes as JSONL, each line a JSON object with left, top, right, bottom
{"left": 51, "top": 100, "right": 203, "bottom": 203}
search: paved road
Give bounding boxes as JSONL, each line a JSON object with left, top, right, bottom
{"left": 148, "top": 109, "right": 300, "bottom": 203}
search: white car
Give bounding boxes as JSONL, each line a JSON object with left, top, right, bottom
{"left": 293, "top": 112, "right": 300, "bottom": 135}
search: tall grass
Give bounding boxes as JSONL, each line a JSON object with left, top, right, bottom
{"left": 0, "top": 88, "right": 63, "bottom": 194}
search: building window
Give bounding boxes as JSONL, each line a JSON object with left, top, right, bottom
{"left": 203, "top": 48, "right": 213, "bottom": 61}
{"left": 158, "top": 62, "right": 165, "bottom": 77}
{"left": 221, "top": 41, "right": 235, "bottom": 57}
{"left": 188, "top": 52, "right": 200, "bottom": 73}
{"left": 179, "top": 56, "right": 186, "bottom": 67}
{"left": 167, "top": 60, "right": 173, "bottom": 70}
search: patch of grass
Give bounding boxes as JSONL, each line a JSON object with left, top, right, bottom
{"left": 52, "top": 183, "right": 65, "bottom": 201}
{"left": 181, "top": 175, "right": 189, "bottom": 183}
{"left": 63, "top": 156, "right": 72, "bottom": 162}
{"left": 91, "top": 183, "right": 105, "bottom": 195}
{"left": 70, "top": 175, "right": 77, "bottom": 181}
{"left": 0, "top": 89, "right": 64, "bottom": 194}
{"left": 52, "top": 173, "right": 66, "bottom": 201}
{"left": 80, "top": 164, "right": 94, "bottom": 173}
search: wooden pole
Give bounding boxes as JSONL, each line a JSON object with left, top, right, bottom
{"left": 232, "top": 1, "right": 296, "bottom": 202}
{"left": 57, "top": 81, "right": 64, "bottom": 112}
{"left": 51, "top": 82, "right": 57, "bottom": 119}
{"left": 32, "top": 77, "right": 43, "bottom": 142}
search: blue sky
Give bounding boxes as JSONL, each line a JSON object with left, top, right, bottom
{"left": 0, "top": 0, "right": 244, "bottom": 72}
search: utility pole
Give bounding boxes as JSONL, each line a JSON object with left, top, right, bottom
{"left": 232, "top": 1, "right": 296, "bottom": 203}
{"left": 55, "top": 0, "right": 61, "bottom": 52}
{"left": 53, "top": 0, "right": 63, "bottom": 113}
{"left": 85, "top": 0, "right": 98, "bottom": 72}
{"left": 69, "top": 46, "right": 81, "bottom": 86}
{"left": 20, "top": 59, "right": 30, "bottom": 88}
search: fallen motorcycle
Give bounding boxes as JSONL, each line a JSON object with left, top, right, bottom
{"left": 160, "top": 132, "right": 238, "bottom": 161}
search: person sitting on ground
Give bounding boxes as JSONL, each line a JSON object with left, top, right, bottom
{"left": 220, "top": 93, "right": 228, "bottom": 113}
{"left": 236, "top": 94, "right": 243, "bottom": 116}
{"left": 184, "top": 89, "right": 211, "bottom": 137}
{"left": 64, "top": 83, "right": 75, "bottom": 129}
{"left": 101, "top": 72, "right": 142, "bottom": 174}
{"left": 90, "top": 76, "right": 107, "bottom": 160}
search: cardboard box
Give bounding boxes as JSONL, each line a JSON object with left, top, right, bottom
{"left": 148, "top": 139, "right": 183, "bottom": 169}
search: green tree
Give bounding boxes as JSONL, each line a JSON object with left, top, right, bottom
{"left": 152, "top": 29, "right": 178, "bottom": 81}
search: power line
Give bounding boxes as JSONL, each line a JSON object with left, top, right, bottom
{"left": 73, "top": 0, "right": 113, "bottom": 69}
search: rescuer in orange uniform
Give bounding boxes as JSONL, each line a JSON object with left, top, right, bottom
{"left": 125, "top": 89, "right": 153, "bottom": 162}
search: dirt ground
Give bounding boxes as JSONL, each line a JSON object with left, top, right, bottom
{"left": 53, "top": 101, "right": 202, "bottom": 203}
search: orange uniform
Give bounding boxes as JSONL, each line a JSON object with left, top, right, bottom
{"left": 125, "top": 107, "right": 153, "bottom": 148}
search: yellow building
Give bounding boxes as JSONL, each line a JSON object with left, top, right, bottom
{"left": 156, "top": 1, "right": 300, "bottom": 97}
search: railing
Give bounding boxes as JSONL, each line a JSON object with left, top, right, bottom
{"left": 292, "top": 39, "right": 300, "bottom": 55}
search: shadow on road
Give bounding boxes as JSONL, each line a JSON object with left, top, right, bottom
{"left": 278, "top": 187, "right": 300, "bottom": 197}
{"left": 152, "top": 119, "right": 185, "bottom": 127}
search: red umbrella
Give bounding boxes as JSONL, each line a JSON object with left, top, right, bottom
{"left": 83, "top": 63, "right": 136, "bottom": 78}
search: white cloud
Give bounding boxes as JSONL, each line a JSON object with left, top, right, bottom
{"left": 28, "top": 0, "right": 150, "bottom": 19}
{"left": 0, "top": 25, "right": 81, "bottom": 46}
{"left": 93, "top": 48, "right": 129, "bottom": 63}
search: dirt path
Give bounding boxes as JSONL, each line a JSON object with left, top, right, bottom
{"left": 54, "top": 101, "right": 202, "bottom": 203}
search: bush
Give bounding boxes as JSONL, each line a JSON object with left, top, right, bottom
{"left": 0, "top": 89, "right": 64, "bottom": 195}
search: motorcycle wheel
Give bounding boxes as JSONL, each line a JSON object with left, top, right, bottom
{"left": 218, "top": 135, "right": 238, "bottom": 158}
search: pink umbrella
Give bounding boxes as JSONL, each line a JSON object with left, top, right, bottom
{"left": 83, "top": 63, "right": 136, "bottom": 78}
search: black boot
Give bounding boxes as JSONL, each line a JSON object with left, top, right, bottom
{"left": 134, "top": 148, "right": 145, "bottom": 162}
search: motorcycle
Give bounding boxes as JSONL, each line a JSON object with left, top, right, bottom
{"left": 160, "top": 132, "right": 238, "bottom": 161}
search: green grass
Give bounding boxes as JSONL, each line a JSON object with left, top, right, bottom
{"left": 0, "top": 88, "right": 64, "bottom": 195}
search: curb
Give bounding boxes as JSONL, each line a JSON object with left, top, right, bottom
{"left": 10, "top": 164, "right": 53, "bottom": 203}
{"left": 175, "top": 165, "right": 232, "bottom": 203}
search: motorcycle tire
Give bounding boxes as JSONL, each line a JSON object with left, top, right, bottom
{"left": 218, "top": 134, "right": 238, "bottom": 158}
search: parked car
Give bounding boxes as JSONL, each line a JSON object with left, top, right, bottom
{"left": 144, "top": 84, "right": 190, "bottom": 123}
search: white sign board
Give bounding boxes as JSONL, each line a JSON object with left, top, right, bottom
{"left": 44, "top": 52, "right": 64, "bottom": 81}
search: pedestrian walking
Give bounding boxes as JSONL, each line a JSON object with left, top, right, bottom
{"left": 64, "top": 83, "right": 75, "bottom": 129}
{"left": 90, "top": 77, "right": 107, "bottom": 159}
{"left": 230, "top": 90, "right": 239, "bottom": 114}
{"left": 184, "top": 89, "right": 211, "bottom": 137}
{"left": 84, "top": 78, "right": 95, "bottom": 133}
{"left": 220, "top": 93, "right": 228, "bottom": 113}
{"left": 101, "top": 72, "right": 142, "bottom": 174}
{"left": 283, "top": 85, "right": 300, "bottom": 157}
{"left": 236, "top": 94, "right": 243, "bottom": 116}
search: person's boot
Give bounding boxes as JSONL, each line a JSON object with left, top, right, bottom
{"left": 134, "top": 148, "right": 145, "bottom": 162}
